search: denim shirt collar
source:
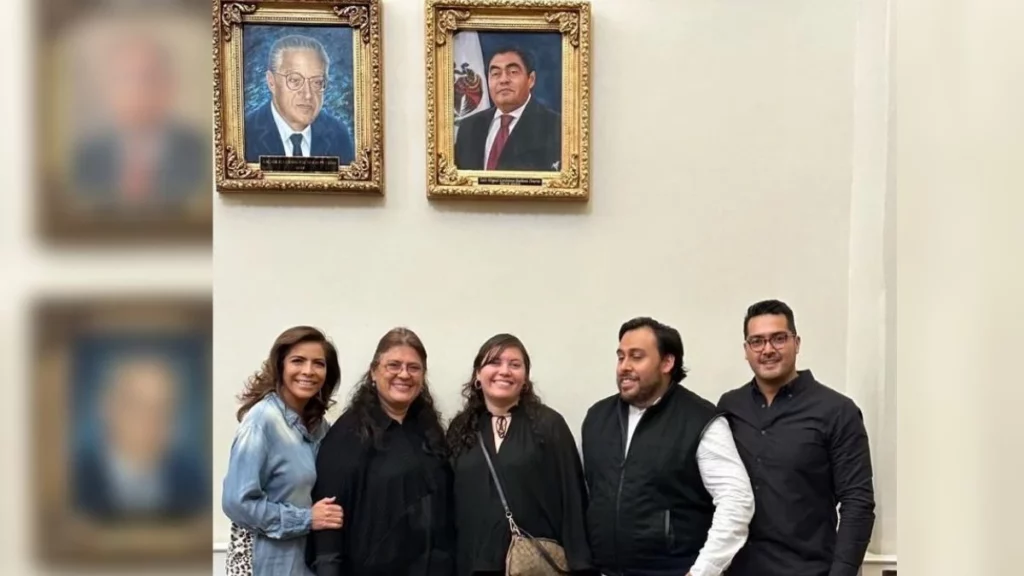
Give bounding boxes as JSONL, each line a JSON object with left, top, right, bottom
{"left": 268, "top": 392, "right": 326, "bottom": 444}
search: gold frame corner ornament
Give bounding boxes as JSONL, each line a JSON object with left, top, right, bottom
{"left": 425, "top": 0, "right": 592, "bottom": 200}
{"left": 214, "top": 0, "right": 385, "bottom": 195}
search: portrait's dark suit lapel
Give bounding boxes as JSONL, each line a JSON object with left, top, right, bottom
{"left": 252, "top": 103, "right": 285, "bottom": 157}
{"left": 496, "top": 97, "right": 561, "bottom": 171}
{"left": 457, "top": 111, "right": 493, "bottom": 169}
{"left": 309, "top": 114, "right": 331, "bottom": 157}
{"left": 452, "top": 96, "right": 560, "bottom": 171}
{"left": 500, "top": 98, "right": 548, "bottom": 169}
{"left": 244, "top": 100, "right": 355, "bottom": 164}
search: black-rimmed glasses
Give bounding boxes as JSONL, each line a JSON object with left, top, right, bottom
{"left": 745, "top": 332, "right": 794, "bottom": 352}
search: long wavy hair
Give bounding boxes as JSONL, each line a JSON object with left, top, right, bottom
{"left": 343, "top": 327, "right": 447, "bottom": 458}
{"left": 236, "top": 325, "right": 341, "bottom": 430}
{"left": 446, "top": 333, "right": 545, "bottom": 460}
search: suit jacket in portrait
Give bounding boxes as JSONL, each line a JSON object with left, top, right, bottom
{"left": 454, "top": 97, "right": 561, "bottom": 171}
{"left": 74, "top": 446, "right": 208, "bottom": 522}
{"left": 244, "top": 101, "right": 355, "bottom": 165}
{"left": 72, "top": 123, "right": 207, "bottom": 210}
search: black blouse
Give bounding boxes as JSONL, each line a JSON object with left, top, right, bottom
{"left": 307, "top": 402, "right": 455, "bottom": 576}
{"left": 452, "top": 403, "right": 594, "bottom": 576}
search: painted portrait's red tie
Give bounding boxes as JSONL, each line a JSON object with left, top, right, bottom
{"left": 486, "top": 114, "right": 514, "bottom": 170}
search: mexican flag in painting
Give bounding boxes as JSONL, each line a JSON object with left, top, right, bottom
{"left": 453, "top": 30, "right": 490, "bottom": 135}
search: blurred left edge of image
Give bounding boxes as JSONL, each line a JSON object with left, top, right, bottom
{"left": 29, "top": 293, "right": 213, "bottom": 571}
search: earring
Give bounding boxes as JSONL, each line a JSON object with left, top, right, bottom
{"left": 473, "top": 380, "right": 482, "bottom": 389}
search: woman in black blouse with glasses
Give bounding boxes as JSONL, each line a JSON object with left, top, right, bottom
{"left": 307, "top": 327, "right": 454, "bottom": 576}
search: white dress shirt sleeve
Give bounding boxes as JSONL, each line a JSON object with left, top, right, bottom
{"left": 689, "top": 416, "right": 755, "bottom": 576}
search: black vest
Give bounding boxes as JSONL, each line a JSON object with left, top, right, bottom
{"left": 581, "top": 384, "right": 720, "bottom": 576}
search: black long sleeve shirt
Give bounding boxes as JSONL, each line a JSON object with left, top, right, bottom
{"left": 307, "top": 404, "right": 455, "bottom": 576}
{"left": 718, "top": 370, "right": 875, "bottom": 576}
{"left": 452, "top": 403, "right": 594, "bottom": 576}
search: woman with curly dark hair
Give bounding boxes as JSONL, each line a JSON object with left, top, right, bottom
{"left": 307, "top": 327, "right": 454, "bottom": 576}
{"left": 447, "top": 333, "right": 594, "bottom": 575}
{"left": 222, "top": 325, "right": 345, "bottom": 576}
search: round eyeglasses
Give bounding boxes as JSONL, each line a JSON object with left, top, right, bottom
{"left": 382, "top": 360, "right": 423, "bottom": 376}
{"left": 274, "top": 71, "right": 326, "bottom": 93}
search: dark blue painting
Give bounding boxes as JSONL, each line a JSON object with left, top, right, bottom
{"left": 452, "top": 31, "right": 564, "bottom": 172}
{"left": 241, "top": 24, "right": 356, "bottom": 164}
{"left": 478, "top": 31, "right": 562, "bottom": 113}
{"left": 70, "top": 332, "right": 210, "bottom": 522}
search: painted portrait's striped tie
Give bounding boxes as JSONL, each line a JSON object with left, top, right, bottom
{"left": 290, "top": 133, "right": 304, "bottom": 157}
{"left": 486, "top": 114, "right": 513, "bottom": 170}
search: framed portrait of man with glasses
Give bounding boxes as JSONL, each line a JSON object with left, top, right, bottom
{"left": 214, "top": 0, "right": 383, "bottom": 194}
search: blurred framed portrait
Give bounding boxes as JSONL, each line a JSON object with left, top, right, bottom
{"left": 34, "top": 0, "right": 212, "bottom": 243}
{"left": 32, "top": 295, "right": 211, "bottom": 567}
{"left": 425, "top": 0, "right": 591, "bottom": 200}
{"left": 214, "top": 0, "right": 384, "bottom": 195}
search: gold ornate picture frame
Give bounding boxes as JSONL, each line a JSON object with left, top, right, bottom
{"left": 32, "top": 295, "right": 212, "bottom": 567}
{"left": 214, "top": 0, "right": 384, "bottom": 194}
{"left": 425, "top": 0, "right": 591, "bottom": 200}
{"left": 35, "top": 0, "right": 213, "bottom": 243}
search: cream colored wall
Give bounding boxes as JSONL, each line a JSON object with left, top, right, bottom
{"left": 895, "top": 0, "right": 1024, "bottom": 574}
{"left": 213, "top": 0, "right": 899, "bottom": 555}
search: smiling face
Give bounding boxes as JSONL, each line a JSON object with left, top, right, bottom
{"left": 476, "top": 345, "right": 528, "bottom": 406}
{"left": 744, "top": 313, "right": 801, "bottom": 385}
{"left": 616, "top": 326, "right": 673, "bottom": 407}
{"left": 371, "top": 344, "right": 424, "bottom": 413}
{"left": 279, "top": 341, "right": 328, "bottom": 410}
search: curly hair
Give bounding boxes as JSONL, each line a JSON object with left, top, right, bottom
{"left": 446, "top": 333, "right": 545, "bottom": 460}
{"left": 236, "top": 325, "right": 341, "bottom": 431}
{"left": 343, "top": 327, "right": 447, "bottom": 458}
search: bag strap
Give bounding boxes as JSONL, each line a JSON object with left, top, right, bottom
{"left": 476, "top": 429, "right": 515, "bottom": 525}
{"left": 476, "top": 429, "right": 569, "bottom": 575}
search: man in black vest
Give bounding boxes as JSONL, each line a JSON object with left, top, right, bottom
{"left": 582, "top": 317, "right": 755, "bottom": 576}
{"left": 718, "top": 300, "right": 875, "bottom": 576}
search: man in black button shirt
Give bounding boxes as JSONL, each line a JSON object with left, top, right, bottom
{"left": 717, "top": 299, "right": 875, "bottom": 576}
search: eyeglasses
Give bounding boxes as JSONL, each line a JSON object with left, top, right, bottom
{"left": 274, "top": 71, "right": 327, "bottom": 93}
{"left": 382, "top": 360, "right": 423, "bottom": 376}
{"left": 745, "top": 332, "right": 794, "bottom": 352}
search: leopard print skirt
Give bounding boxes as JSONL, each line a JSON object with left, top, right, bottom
{"left": 225, "top": 522, "right": 254, "bottom": 576}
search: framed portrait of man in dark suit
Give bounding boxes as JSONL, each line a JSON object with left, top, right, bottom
{"left": 426, "top": 0, "right": 591, "bottom": 200}
{"left": 31, "top": 295, "right": 211, "bottom": 568}
{"left": 34, "top": 0, "right": 212, "bottom": 243}
{"left": 214, "top": 0, "right": 384, "bottom": 195}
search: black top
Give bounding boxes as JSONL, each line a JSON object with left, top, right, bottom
{"left": 452, "top": 403, "right": 593, "bottom": 575}
{"left": 307, "top": 402, "right": 455, "bottom": 576}
{"left": 581, "top": 384, "right": 720, "bottom": 576}
{"left": 717, "top": 370, "right": 875, "bottom": 576}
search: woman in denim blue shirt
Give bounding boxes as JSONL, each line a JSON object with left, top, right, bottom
{"left": 223, "top": 326, "right": 345, "bottom": 576}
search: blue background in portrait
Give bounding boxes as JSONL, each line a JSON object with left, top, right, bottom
{"left": 70, "top": 333, "right": 211, "bottom": 471}
{"left": 478, "top": 31, "right": 562, "bottom": 113}
{"left": 242, "top": 24, "right": 354, "bottom": 132}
